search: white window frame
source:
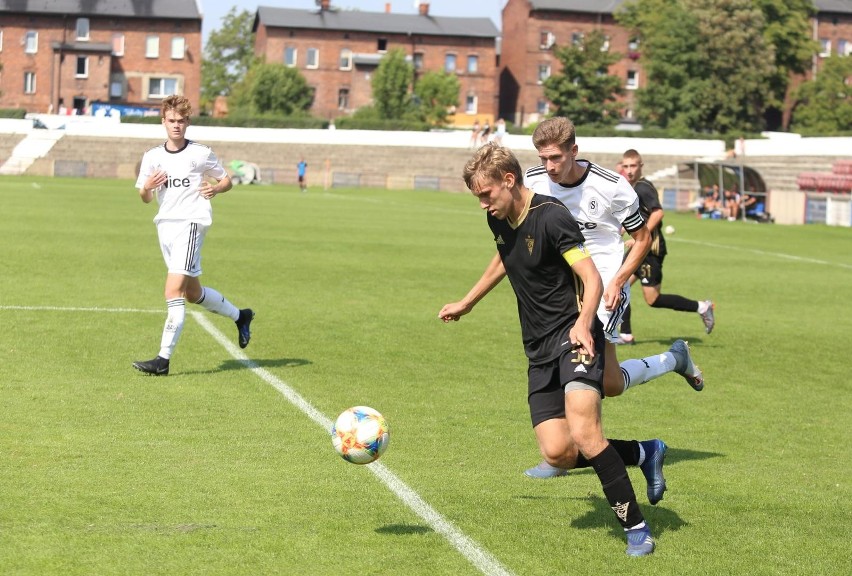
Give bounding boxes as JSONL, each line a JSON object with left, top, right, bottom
{"left": 171, "top": 36, "right": 185, "bottom": 60}
{"left": 339, "top": 48, "right": 352, "bottom": 70}
{"left": 147, "top": 76, "right": 179, "bottom": 99}
{"left": 465, "top": 94, "right": 478, "bottom": 114}
{"left": 338, "top": 87, "right": 349, "bottom": 110}
{"left": 75, "top": 55, "right": 88, "bottom": 78}
{"left": 819, "top": 38, "right": 831, "bottom": 57}
{"left": 537, "top": 99, "right": 549, "bottom": 116}
{"left": 538, "top": 63, "right": 551, "bottom": 84}
{"left": 838, "top": 39, "right": 850, "bottom": 57}
{"left": 306, "top": 47, "right": 319, "bottom": 69}
{"left": 112, "top": 33, "right": 124, "bottom": 57}
{"left": 601, "top": 35, "right": 611, "bottom": 52}
{"left": 445, "top": 53, "right": 457, "bottom": 73}
{"left": 626, "top": 70, "right": 639, "bottom": 90}
{"left": 540, "top": 31, "right": 555, "bottom": 50}
{"left": 25, "top": 30, "right": 38, "bottom": 54}
{"left": 24, "top": 71, "right": 36, "bottom": 94}
{"left": 413, "top": 52, "right": 424, "bottom": 70}
{"left": 145, "top": 35, "right": 159, "bottom": 58}
{"left": 571, "top": 32, "right": 584, "bottom": 46}
{"left": 76, "top": 18, "right": 90, "bottom": 41}
{"left": 285, "top": 46, "right": 297, "bottom": 67}
{"left": 0, "top": 29, "right": 3, "bottom": 52}
{"left": 467, "top": 54, "right": 478, "bottom": 74}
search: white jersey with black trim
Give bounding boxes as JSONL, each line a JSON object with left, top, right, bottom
{"left": 524, "top": 160, "right": 644, "bottom": 282}
{"left": 135, "top": 140, "right": 228, "bottom": 226}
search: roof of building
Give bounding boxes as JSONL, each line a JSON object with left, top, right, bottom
{"left": 813, "top": 0, "right": 852, "bottom": 14}
{"left": 528, "top": 0, "right": 626, "bottom": 13}
{"left": 0, "top": 0, "right": 201, "bottom": 19}
{"left": 254, "top": 6, "right": 499, "bottom": 39}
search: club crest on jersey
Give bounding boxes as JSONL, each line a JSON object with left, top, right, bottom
{"left": 191, "top": 160, "right": 197, "bottom": 169}
{"left": 526, "top": 236, "right": 534, "bottom": 255}
{"left": 588, "top": 198, "right": 601, "bottom": 217}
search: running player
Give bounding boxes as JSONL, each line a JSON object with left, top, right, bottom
{"left": 132, "top": 95, "right": 254, "bottom": 376}
{"left": 439, "top": 143, "right": 656, "bottom": 556}
{"left": 617, "top": 148, "right": 715, "bottom": 344}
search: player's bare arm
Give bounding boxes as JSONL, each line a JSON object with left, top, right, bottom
{"left": 564, "top": 249, "right": 602, "bottom": 357}
{"left": 199, "top": 174, "right": 233, "bottom": 200}
{"left": 139, "top": 169, "right": 167, "bottom": 203}
{"left": 438, "top": 252, "right": 506, "bottom": 322}
{"left": 604, "top": 224, "right": 650, "bottom": 311}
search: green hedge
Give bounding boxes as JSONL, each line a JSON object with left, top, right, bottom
{"left": 121, "top": 115, "right": 328, "bottom": 129}
{"left": 0, "top": 109, "right": 27, "bottom": 119}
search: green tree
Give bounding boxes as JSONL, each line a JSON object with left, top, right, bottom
{"left": 413, "top": 71, "right": 460, "bottom": 125}
{"left": 542, "top": 30, "right": 624, "bottom": 125}
{"left": 618, "top": 0, "right": 774, "bottom": 134}
{"left": 791, "top": 56, "right": 852, "bottom": 133}
{"left": 371, "top": 48, "right": 414, "bottom": 119}
{"left": 242, "top": 62, "right": 313, "bottom": 116}
{"left": 200, "top": 8, "right": 258, "bottom": 109}
{"left": 754, "top": 0, "right": 818, "bottom": 130}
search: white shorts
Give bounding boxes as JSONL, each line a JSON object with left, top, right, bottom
{"left": 156, "top": 220, "right": 207, "bottom": 276}
{"left": 593, "top": 255, "right": 631, "bottom": 342}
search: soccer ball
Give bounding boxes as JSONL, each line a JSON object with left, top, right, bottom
{"left": 664, "top": 224, "right": 676, "bottom": 235}
{"left": 331, "top": 406, "right": 390, "bottom": 464}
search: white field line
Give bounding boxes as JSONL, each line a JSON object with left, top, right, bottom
{"left": 0, "top": 305, "right": 162, "bottom": 313}
{"left": 669, "top": 237, "right": 852, "bottom": 271}
{"left": 190, "top": 311, "right": 516, "bottom": 576}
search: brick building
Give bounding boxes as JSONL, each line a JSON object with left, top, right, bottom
{"left": 0, "top": 0, "right": 202, "bottom": 115}
{"left": 500, "top": 0, "right": 852, "bottom": 128}
{"left": 252, "top": 1, "right": 500, "bottom": 124}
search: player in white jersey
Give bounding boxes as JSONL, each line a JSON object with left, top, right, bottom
{"left": 132, "top": 95, "right": 253, "bottom": 376}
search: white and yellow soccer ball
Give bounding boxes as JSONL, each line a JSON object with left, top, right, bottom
{"left": 331, "top": 406, "right": 390, "bottom": 464}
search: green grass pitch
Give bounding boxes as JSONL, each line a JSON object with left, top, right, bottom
{"left": 0, "top": 175, "right": 850, "bottom": 575}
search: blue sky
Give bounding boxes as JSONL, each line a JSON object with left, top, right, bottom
{"left": 201, "top": 0, "right": 506, "bottom": 44}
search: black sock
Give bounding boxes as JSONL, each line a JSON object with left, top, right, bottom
{"left": 651, "top": 294, "right": 698, "bottom": 312}
{"left": 575, "top": 439, "right": 639, "bottom": 468}
{"left": 589, "top": 443, "right": 644, "bottom": 530}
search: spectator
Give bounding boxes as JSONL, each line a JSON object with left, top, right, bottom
{"left": 479, "top": 120, "right": 491, "bottom": 146}
{"left": 493, "top": 118, "right": 507, "bottom": 145}
{"left": 723, "top": 187, "right": 741, "bottom": 221}
{"left": 469, "top": 119, "right": 481, "bottom": 148}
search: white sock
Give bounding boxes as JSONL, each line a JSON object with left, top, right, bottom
{"left": 621, "top": 352, "right": 677, "bottom": 391}
{"left": 195, "top": 286, "right": 239, "bottom": 321}
{"left": 698, "top": 300, "right": 710, "bottom": 314}
{"left": 158, "top": 298, "right": 186, "bottom": 359}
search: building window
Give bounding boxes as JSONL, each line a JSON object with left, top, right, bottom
{"left": 171, "top": 37, "right": 185, "bottom": 59}
{"left": 445, "top": 53, "right": 457, "bottom": 73}
{"left": 145, "top": 35, "right": 159, "bottom": 58}
{"left": 339, "top": 49, "right": 352, "bottom": 70}
{"left": 538, "top": 63, "right": 551, "bottom": 83}
{"left": 285, "top": 46, "right": 297, "bottom": 67}
{"left": 819, "top": 38, "right": 831, "bottom": 57}
{"left": 601, "top": 35, "right": 611, "bottom": 51}
{"left": 25, "top": 30, "right": 38, "bottom": 54}
{"left": 413, "top": 52, "right": 424, "bottom": 70}
{"left": 537, "top": 99, "right": 549, "bottom": 115}
{"left": 0, "top": 29, "right": 3, "bottom": 52}
{"left": 572, "top": 32, "right": 584, "bottom": 46}
{"left": 839, "top": 39, "right": 851, "bottom": 56}
{"left": 306, "top": 47, "right": 319, "bottom": 69}
{"left": 540, "top": 31, "right": 555, "bottom": 50}
{"left": 76, "top": 18, "right": 90, "bottom": 40}
{"left": 148, "top": 77, "right": 178, "bottom": 98}
{"left": 465, "top": 94, "right": 477, "bottom": 114}
{"left": 110, "top": 79, "right": 124, "bottom": 98}
{"left": 112, "top": 33, "right": 124, "bottom": 56}
{"left": 24, "top": 71, "right": 36, "bottom": 94}
{"left": 338, "top": 88, "right": 349, "bottom": 110}
{"left": 377, "top": 38, "right": 387, "bottom": 52}
{"left": 76, "top": 56, "right": 88, "bottom": 78}
{"left": 627, "top": 70, "right": 639, "bottom": 90}
{"left": 467, "top": 55, "right": 478, "bottom": 74}
{"left": 628, "top": 37, "right": 640, "bottom": 51}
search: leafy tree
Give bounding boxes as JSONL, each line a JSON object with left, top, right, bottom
{"left": 200, "top": 8, "right": 258, "bottom": 109}
{"left": 236, "top": 62, "right": 313, "bottom": 116}
{"left": 754, "top": 0, "right": 818, "bottom": 130}
{"left": 791, "top": 56, "right": 852, "bottom": 133}
{"left": 618, "top": 0, "right": 774, "bottom": 134}
{"left": 371, "top": 48, "right": 414, "bottom": 119}
{"left": 413, "top": 71, "right": 460, "bottom": 125}
{"left": 542, "top": 30, "right": 624, "bottom": 125}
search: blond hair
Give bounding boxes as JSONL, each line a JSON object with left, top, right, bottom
{"left": 462, "top": 143, "right": 523, "bottom": 191}
{"left": 161, "top": 95, "right": 192, "bottom": 119}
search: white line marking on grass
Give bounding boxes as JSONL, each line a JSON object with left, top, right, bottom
{"left": 190, "top": 311, "right": 516, "bottom": 576}
{"left": 671, "top": 238, "right": 852, "bottom": 271}
{"left": 0, "top": 305, "right": 162, "bottom": 313}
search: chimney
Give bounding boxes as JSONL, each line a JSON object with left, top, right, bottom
{"left": 385, "top": 3, "right": 391, "bottom": 12}
{"left": 418, "top": 3, "right": 429, "bottom": 16}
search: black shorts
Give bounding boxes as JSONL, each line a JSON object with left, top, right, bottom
{"left": 527, "top": 333, "right": 607, "bottom": 428}
{"left": 636, "top": 253, "right": 665, "bottom": 287}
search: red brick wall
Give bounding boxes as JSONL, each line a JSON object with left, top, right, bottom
{"left": 0, "top": 13, "right": 201, "bottom": 113}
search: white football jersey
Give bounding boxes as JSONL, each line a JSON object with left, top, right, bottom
{"left": 524, "top": 160, "right": 644, "bottom": 281}
{"left": 135, "top": 140, "right": 228, "bottom": 226}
